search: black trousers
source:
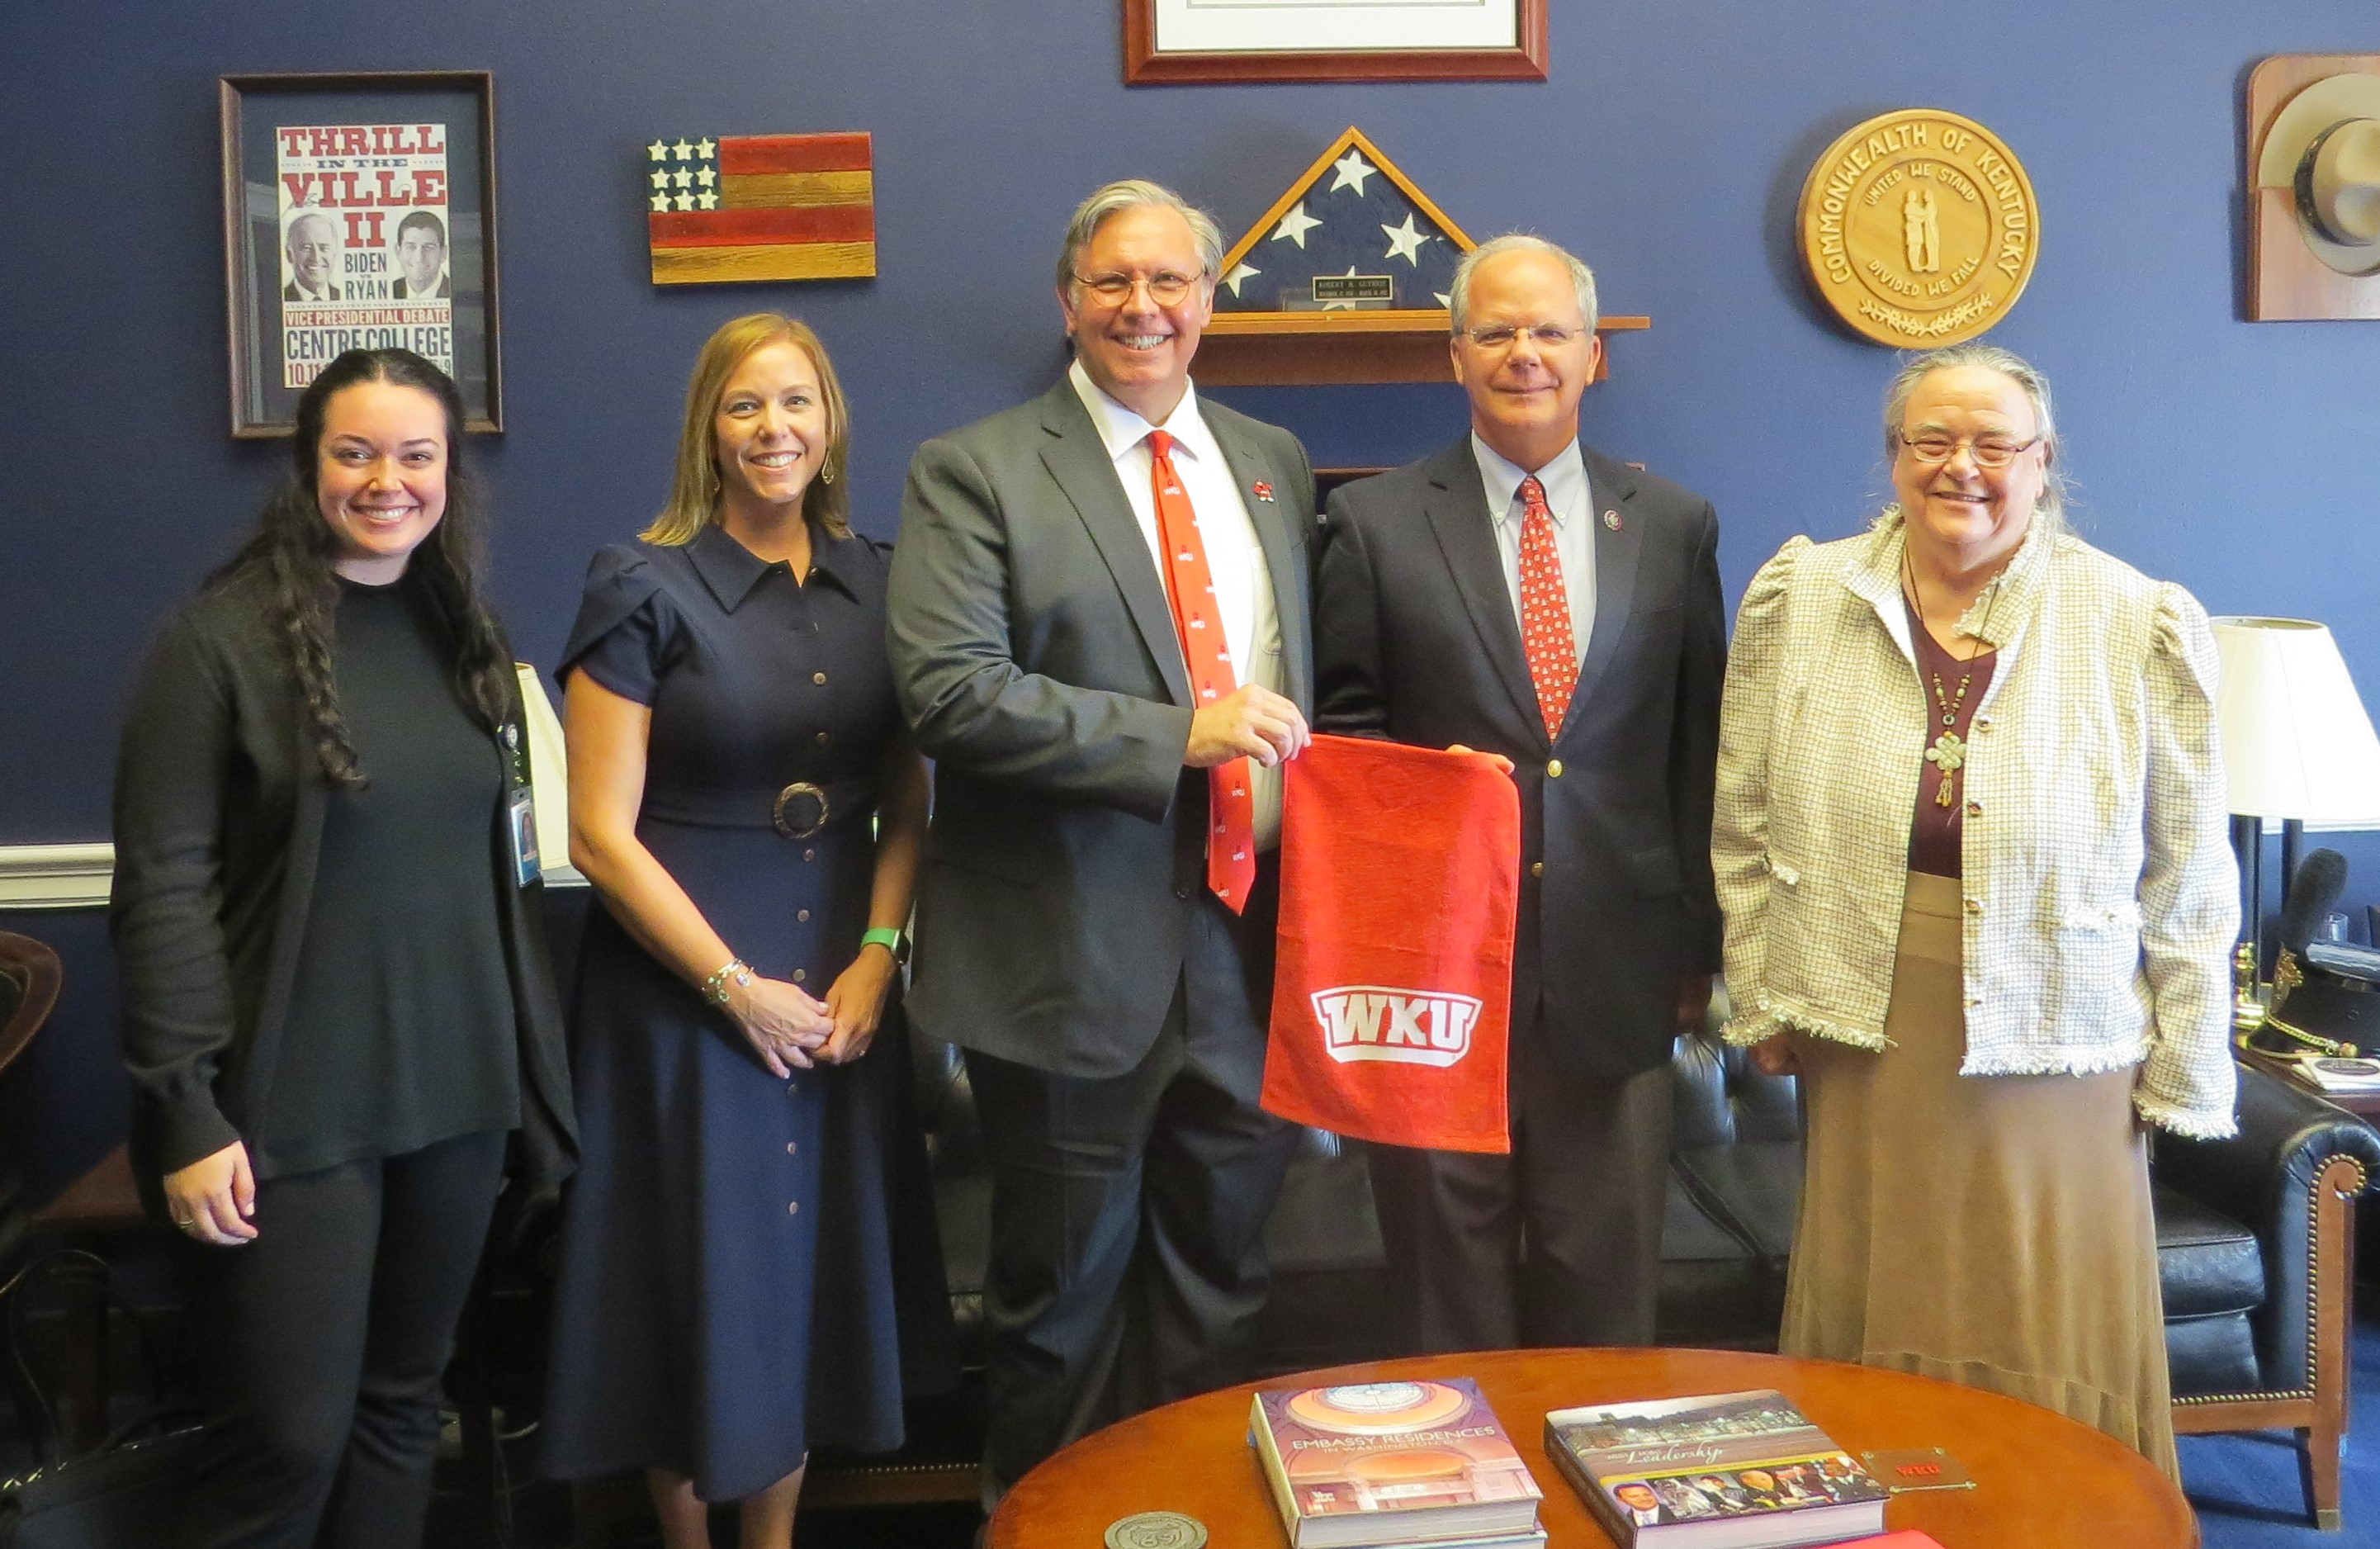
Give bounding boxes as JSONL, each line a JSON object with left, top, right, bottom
{"left": 965, "top": 894, "right": 1296, "bottom": 1509}
{"left": 1367, "top": 1020, "right": 1671, "bottom": 1353}
{"left": 172, "top": 1129, "right": 508, "bottom": 1549}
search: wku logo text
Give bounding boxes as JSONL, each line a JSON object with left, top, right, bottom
{"left": 1308, "top": 986, "right": 1483, "bottom": 1067}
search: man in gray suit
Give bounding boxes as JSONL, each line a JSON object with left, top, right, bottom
{"left": 887, "top": 180, "right": 1316, "bottom": 1504}
{"left": 1313, "top": 234, "right": 1725, "bottom": 1352}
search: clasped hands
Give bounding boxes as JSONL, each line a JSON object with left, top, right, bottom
{"left": 721, "top": 945, "right": 900, "bottom": 1078}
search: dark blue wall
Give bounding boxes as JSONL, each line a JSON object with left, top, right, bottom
{"left": 7, "top": 2, "right": 2380, "bottom": 1194}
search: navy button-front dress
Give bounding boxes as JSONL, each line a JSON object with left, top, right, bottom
{"left": 540, "top": 521, "right": 952, "bottom": 1500}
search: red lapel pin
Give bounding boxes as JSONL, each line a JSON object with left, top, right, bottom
{"left": 1602, "top": 509, "right": 1622, "bottom": 531}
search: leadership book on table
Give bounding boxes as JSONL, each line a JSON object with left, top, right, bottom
{"left": 1541, "top": 1390, "right": 1889, "bottom": 1549}
{"left": 1249, "top": 1377, "right": 1544, "bottom": 1547}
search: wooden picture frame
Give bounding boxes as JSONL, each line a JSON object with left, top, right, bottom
{"left": 220, "top": 71, "right": 502, "bottom": 438}
{"left": 1124, "top": 0, "right": 1546, "bottom": 85}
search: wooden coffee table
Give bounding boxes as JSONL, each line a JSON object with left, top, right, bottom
{"left": 989, "top": 1348, "right": 2197, "bottom": 1548}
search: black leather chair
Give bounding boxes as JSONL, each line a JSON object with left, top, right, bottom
{"left": 2158, "top": 1064, "right": 2380, "bottom": 1528}
{"left": 0, "top": 931, "right": 65, "bottom": 1277}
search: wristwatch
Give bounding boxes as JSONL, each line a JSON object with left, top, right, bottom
{"left": 860, "top": 926, "right": 909, "bottom": 964}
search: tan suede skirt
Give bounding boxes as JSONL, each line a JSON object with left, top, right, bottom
{"left": 1781, "top": 870, "right": 2179, "bottom": 1482}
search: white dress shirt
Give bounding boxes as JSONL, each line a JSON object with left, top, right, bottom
{"left": 1471, "top": 433, "right": 1597, "bottom": 664}
{"left": 1069, "top": 359, "right": 1286, "bottom": 849}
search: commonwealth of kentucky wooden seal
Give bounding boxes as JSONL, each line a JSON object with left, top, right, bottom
{"left": 1798, "top": 108, "right": 2040, "bottom": 347}
{"left": 1104, "top": 1510, "right": 1208, "bottom": 1549}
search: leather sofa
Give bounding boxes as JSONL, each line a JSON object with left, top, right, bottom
{"left": 822, "top": 998, "right": 2380, "bottom": 1529}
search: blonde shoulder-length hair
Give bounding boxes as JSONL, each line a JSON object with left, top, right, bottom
{"left": 642, "top": 313, "right": 853, "bottom": 546}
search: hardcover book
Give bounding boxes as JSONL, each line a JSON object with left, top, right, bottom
{"left": 2291, "top": 1055, "right": 2380, "bottom": 1092}
{"left": 1249, "top": 1378, "right": 1544, "bottom": 1548}
{"left": 1541, "top": 1389, "right": 1889, "bottom": 1549}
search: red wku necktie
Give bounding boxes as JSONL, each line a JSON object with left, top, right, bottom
{"left": 1148, "top": 429, "right": 1254, "bottom": 913}
{"left": 1516, "top": 474, "right": 1579, "bottom": 739}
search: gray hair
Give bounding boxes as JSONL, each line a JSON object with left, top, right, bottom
{"left": 1054, "top": 180, "right": 1223, "bottom": 294}
{"left": 1447, "top": 234, "right": 1598, "bottom": 334}
{"left": 1881, "top": 343, "right": 2066, "bottom": 527}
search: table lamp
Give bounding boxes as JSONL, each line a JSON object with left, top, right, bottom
{"left": 2212, "top": 617, "right": 2380, "bottom": 1032}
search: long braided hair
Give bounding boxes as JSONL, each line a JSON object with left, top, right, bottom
{"left": 212, "top": 348, "right": 512, "bottom": 789}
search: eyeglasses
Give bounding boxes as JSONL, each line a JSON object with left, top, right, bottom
{"left": 1458, "top": 324, "right": 1586, "bottom": 351}
{"left": 1073, "top": 270, "right": 1204, "bottom": 306}
{"left": 1896, "top": 433, "right": 2044, "bottom": 470}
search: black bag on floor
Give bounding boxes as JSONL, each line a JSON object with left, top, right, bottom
{"left": 0, "top": 1249, "right": 213, "bottom": 1548}
{"left": 1, "top": 1423, "right": 213, "bottom": 1547}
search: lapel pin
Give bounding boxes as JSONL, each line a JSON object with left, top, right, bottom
{"left": 1602, "top": 509, "right": 1623, "bottom": 531}
{"left": 1252, "top": 481, "right": 1275, "bottom": 503}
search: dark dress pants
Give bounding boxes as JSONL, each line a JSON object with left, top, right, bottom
{"left": 965, "top": 888, "right": 1297, "bottom": 1508}
{"left": 1368, "top": 1016, "right": 1671, "bottom": 1353}
{"left": 172, "top": 1129, "right": 508, "bottom": 1549}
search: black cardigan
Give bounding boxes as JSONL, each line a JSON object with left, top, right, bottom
{"left": 109, "top": 562, "right": 576, "bottom": 1203}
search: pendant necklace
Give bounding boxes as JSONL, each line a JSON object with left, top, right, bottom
{"left": 1906, "top": 546, "right": 2003, "bottom": 810}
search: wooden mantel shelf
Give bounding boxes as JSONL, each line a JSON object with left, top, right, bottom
{"left": 1197, "top": 310, "right": 1650, "bottom": 386}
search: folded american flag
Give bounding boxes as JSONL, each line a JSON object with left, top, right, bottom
{"left": 646, "top": 132, "right": 875, "bottom": 285}
{"left": 1215, "top": 126, "right": 1468, "bottom": 315}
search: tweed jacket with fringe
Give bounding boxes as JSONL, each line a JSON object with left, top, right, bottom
{"left": 1712, "top": 512, "right": 2239, "bottom": 1139}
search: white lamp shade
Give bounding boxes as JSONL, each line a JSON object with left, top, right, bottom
{"left": 2212, "top": 616, "right": 2380, "bottom": 822}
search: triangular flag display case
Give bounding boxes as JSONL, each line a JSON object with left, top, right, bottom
{"left": 1197, "top": 128, "right": 1647, "bottom": 386}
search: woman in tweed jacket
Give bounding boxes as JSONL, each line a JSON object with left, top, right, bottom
{"left": 1712, "top": 344, "right": 2236, "bottom": 1479}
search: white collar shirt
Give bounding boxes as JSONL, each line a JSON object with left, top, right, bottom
{"left": 1069, "top": 358, "right": 1285, "bottom": 849}
{"left": 1472, "top": 432, "right": 1596, "bottom": 663}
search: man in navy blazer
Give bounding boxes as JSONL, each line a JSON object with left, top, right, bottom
{"left": 888, "top": 180, "right": 1317, "bottom": 1504}
{"left": 1314, "top": 234, "right": 1725, "bottom": 1351}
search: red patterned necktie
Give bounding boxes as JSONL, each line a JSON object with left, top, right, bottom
{"left": 1516, "top": 474, "right": 1578, "bottom": 738}
{"left": 1148, "top": 429, "right": 1255, "bottom": 913}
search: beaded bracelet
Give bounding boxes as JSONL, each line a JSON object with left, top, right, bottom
{"left": 703, "top": 958, "right": 753, "bottom": 1006}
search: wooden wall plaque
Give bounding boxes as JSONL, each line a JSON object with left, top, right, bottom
{"left": 1797, "top": 109, "right": 2038, "bottom": 348}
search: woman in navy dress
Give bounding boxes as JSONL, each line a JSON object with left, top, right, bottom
{"left": 542, "top": 313, "right": 948, "bottom": 1547}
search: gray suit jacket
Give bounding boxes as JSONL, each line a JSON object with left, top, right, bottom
{"left": 889, "top": 377, "right": 1317, "bottom": 1077}
{"left": 1314, "top": 438, "right": 1725, "bottom": 1078}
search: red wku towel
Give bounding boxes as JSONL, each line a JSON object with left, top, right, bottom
{"left": 1261, "top": 734, "right": 1520, "bottom": 1153}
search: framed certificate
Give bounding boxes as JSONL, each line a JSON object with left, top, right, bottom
{"left": 1124, "top": 0, "right": 1546, "bottom": 84}
{"left": 220, "top": 71, "right": 502, "bottom": 438}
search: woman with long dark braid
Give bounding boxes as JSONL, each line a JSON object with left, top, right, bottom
{"left": 110, "top": 347, "right": 575, "bottom": 1548}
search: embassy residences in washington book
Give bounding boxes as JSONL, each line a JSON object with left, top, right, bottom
{"left": 1249, "top": 1378, "right": 1543, "bottom": 1548}
{"left": 1542, "top": 1390, "right": 1888, "bottom": 1549}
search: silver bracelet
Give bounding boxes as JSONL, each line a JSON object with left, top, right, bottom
{"left": 703, "top": 958, "right": 752, "bottom": 1005}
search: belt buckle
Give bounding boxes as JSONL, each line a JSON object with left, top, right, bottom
{"left": 773, "top": 781, "right": 829, "bottom": 839}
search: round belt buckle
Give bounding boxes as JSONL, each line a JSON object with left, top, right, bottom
{"left": 773, "top": 781, "right": 829, "bottom": 839}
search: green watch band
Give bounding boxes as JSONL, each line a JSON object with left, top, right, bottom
{"left": 861, "top": 926, "right": 908, "bottom": 961}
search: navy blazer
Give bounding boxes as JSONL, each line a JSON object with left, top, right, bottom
{"left": 1313, "top": 437, "right": 1725, "bottom": 1078}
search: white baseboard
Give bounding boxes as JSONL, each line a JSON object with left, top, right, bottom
{"left": 0, "top": 844, "right": 114, "bottom": 908}
{"left": 0, "top": 842, "right": 584, "bottom": 911}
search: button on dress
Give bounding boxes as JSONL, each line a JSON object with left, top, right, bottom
{"left": 540, "top": 522, "right": 952, "bottom": 1500}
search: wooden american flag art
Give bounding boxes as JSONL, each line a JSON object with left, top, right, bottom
{"left": 646, "top": 132, "right": 875, "bottom": 285}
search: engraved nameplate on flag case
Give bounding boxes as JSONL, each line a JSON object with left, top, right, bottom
{"left": 1311, "top": 273, "right": 1394, "bottom": 302}
{"left": 1310, "top": 986, "right": 1483, "bottom": 1066}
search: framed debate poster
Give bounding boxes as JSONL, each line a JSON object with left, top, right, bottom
{"left": 1124, "top": 0, "right": 1546, "bottom": 83}
{"left": 220, "top": 71, "right": 502, "bottom": 438}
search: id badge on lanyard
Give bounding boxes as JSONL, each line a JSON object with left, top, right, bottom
{"left": 502, "top": 722, "right": 541, "bottom": 887}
